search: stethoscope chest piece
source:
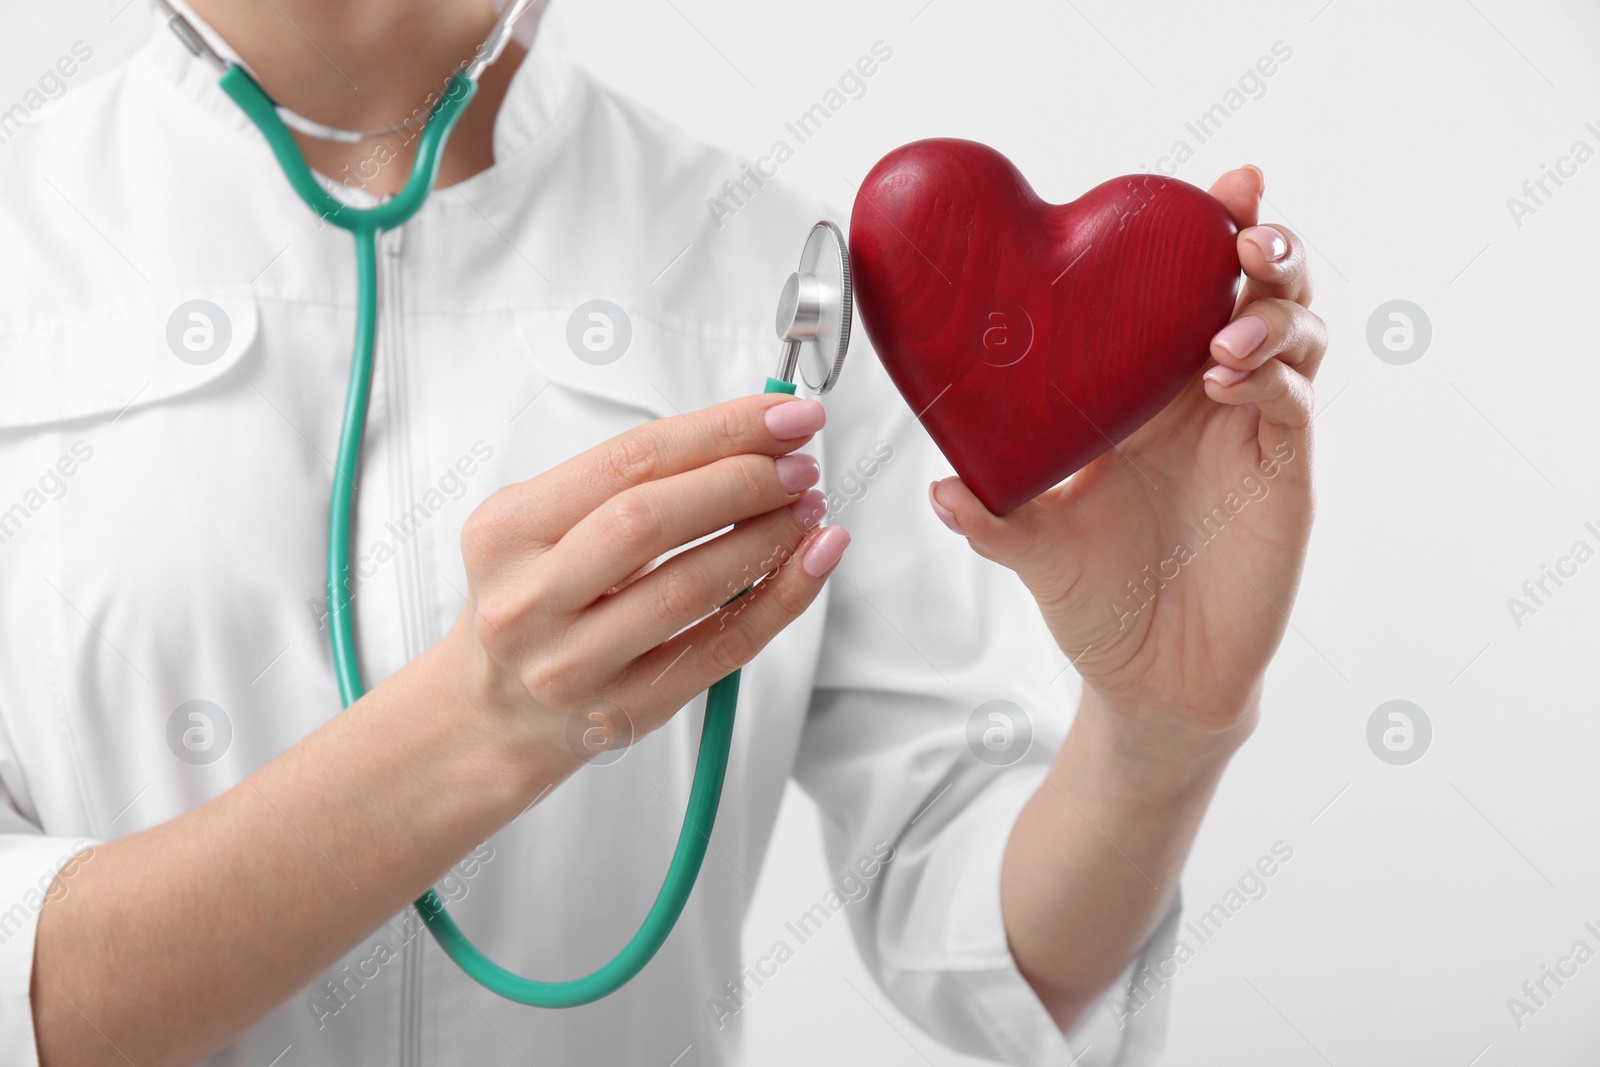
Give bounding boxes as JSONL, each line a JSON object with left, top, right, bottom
{"left": 774, "top": 221, "right": 853, "bottom": 394}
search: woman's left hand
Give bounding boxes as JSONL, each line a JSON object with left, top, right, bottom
{"left": 930, "top": 165, "right": 1325, "bottom": 762}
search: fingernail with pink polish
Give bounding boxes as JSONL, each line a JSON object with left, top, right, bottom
{"left": 765, "top": 399, "right": 826, "bottom": 440}
{"left": 788, "top": 489, "right": 828, "bottom": 531}
{"left": 1204, "top": 364, "right": 1250, "bottom": 387}
{"left": 929, "top": 481, "right": 965, "bottom": 535}
{"left": 1243, "top": 225, "right": 1288, "bottom": 262}
{"left": 775, "top": 453, "right": 820, "bottom": 494}
{"left": 803, "top": 525, "right": 850, "bottom": 577}
{"left": 1211, "top": 316, "right": 1268, "bottom": 362}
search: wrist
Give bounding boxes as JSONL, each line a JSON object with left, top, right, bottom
{"left": 418, "top": 618, "right": 586, "bottom": 806}
{"left": 1056, "top": 684, "right": 1254, "bottom": 808}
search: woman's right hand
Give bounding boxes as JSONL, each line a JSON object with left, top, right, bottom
{"left": 441, "top": 392, "right": 849, "bottom": 779}
{"left": 30, "top": 396, "right": 849, "bottom": 1066}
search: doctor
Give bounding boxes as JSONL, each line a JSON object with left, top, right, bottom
{"left": 0, "top": 1, "right": 1324, "bottom": 1065}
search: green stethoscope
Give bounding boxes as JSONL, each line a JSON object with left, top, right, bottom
{"left": 156, "top": 0, "right": 853, "bottom": 1008}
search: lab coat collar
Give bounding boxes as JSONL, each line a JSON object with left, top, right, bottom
{"left": 138, "top": 0, "right": 579, "bottom": 180}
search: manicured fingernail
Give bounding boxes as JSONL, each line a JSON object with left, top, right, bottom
{"left": 1242, "top": 164, "right": 1264, "bottom": 196}
{"left": 765, "top": 399, "right": 825, "bottom": 440}
{"left": 929, "top": 481, "right": 966, "bottom": 535}
{"left": 775, "top": 453, "right": 820, "bottom": 494}
{"left": 1242, "top": 225, "right": 1288, "bottom": 262}
{"left": 1204, "top": 364, "right": 1250, "bottom": 387}
{"left": 802, "top": 525, "right": 850, "bottom": 577}
{"left": 788, "top": 488, "right": 827, "bottom": 531}
{"left": 1211, "top": 315, "right": 1268, "bottom": 362}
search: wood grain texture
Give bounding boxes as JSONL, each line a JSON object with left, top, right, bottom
{"left": 850, "top": 138, "right": 1241, "bottom": 515}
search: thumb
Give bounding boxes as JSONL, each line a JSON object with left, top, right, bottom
{"left": 1206, "top": 164, "right": 1263, "bottom": 230}
{"left": 929, "top": 477, "right": 1065, "bottom": 577}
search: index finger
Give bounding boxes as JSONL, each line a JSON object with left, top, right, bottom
{"left": 503, "top": 393, "right": 825, "bottom": 545}
{"left": 1236, "top": 223, "right": 1313, "bottom": 309}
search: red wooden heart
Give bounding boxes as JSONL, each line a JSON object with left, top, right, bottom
{"left": 850, "top": 139, "right": 1240, "bottom": 515}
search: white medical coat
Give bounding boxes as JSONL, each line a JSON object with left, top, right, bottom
{"left": 0, "top": 10, "right": 1174, "bottom": 1066}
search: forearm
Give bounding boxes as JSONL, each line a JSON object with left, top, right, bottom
{"left": 1000, "top": 684, "right": 1254, "bottom": 1031}
{"left": 32, "top": 628, "right": 573, "bottom": 1067}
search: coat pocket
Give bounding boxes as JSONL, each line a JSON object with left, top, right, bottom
{"left": 0, "top": 292, "right": 257, "bottom": 431}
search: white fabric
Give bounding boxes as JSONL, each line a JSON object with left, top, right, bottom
{"left": 0, "top": 9, "right": 1173, "bottom": 1065}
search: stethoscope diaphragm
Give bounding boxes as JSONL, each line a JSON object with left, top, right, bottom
{"left": 773, "top": 221, "right": 853, "bottom": 395}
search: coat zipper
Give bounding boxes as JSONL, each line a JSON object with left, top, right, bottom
{"left": 379, "top": 224, "right": 427, "bottom": 1067}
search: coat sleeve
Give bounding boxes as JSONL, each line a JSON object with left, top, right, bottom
{"left": 0, "top": 791, "right": 96, "bottom": 1064}
{"left": 791, "top": 332, "right": 1180, "bottom": 1065}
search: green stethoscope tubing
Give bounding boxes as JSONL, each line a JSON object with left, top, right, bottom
{"left": 221, "top": 66, "right": 792, "bottom": 1007}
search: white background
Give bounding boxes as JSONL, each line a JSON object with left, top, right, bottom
{"left": 5, "top": 1, "right": 1600, "bottom": 1064}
